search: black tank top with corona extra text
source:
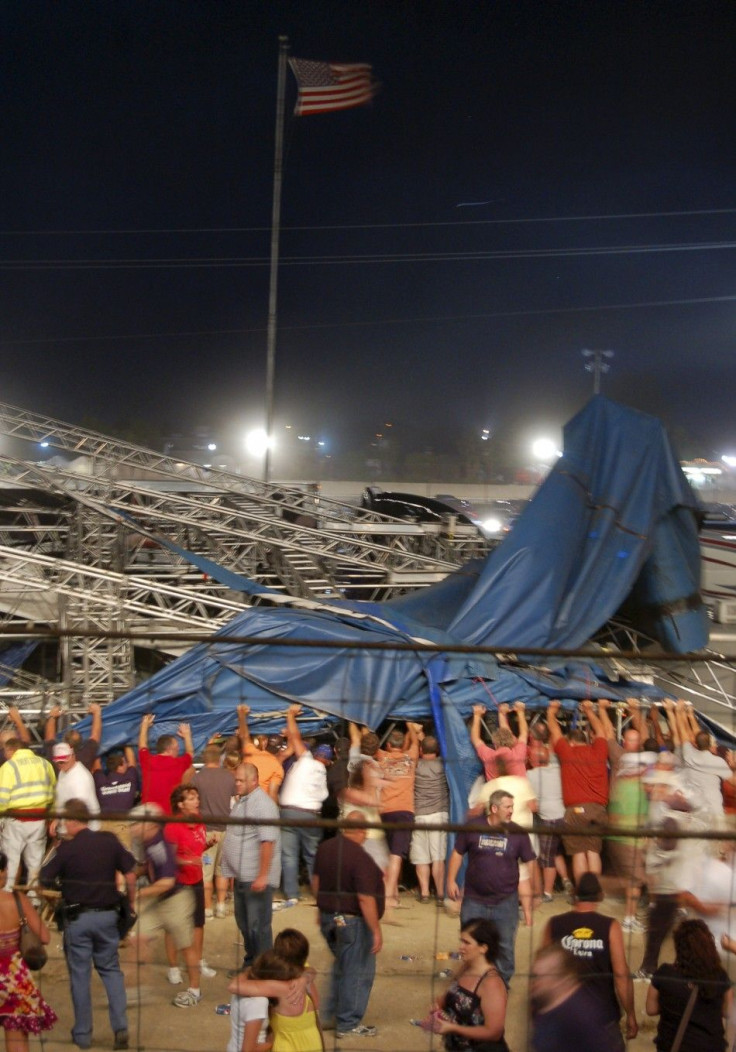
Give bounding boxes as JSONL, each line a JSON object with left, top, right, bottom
{"left": 548, "top": 909, "right": 619, "bottom": 1024}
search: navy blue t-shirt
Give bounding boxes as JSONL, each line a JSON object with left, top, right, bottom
{"left": 144, "top": 829, "right": 178, "bottom": 885}
{"left": 94, "top": 767, "right": 140, "bottom": 813}
{"left": 454, "top": 817, "right": 535, "bottom": 904}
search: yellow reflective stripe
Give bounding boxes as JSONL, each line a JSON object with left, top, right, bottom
{"left": 0, "top": 755, "right": 56, "bottom": 810}
{"left": 2, "top": 784, "right": 55, "bottom": 805}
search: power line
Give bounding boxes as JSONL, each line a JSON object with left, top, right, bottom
{"left": 2, "top": 238, "right": 736, "bottom": 270}
{"left": 1, "top": 204, "right": 736, "bottom": 236}
{"left": 2, "top": 293, "right": 736, "bottom": 347}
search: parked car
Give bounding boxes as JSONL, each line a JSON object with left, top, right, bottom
{"left": 361, "top": 488, "right": 488, "bottom": 534}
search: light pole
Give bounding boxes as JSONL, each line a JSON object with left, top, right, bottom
{"left": 263, "top": 36, "right": 290, "bottom": 483}
{"left": 582, "top": 349, "right": 614, "bottom": 394}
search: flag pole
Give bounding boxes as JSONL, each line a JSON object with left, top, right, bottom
{"left": 264, "top": 35, "right": 289, "bottom": 483}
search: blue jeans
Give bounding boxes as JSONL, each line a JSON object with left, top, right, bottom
{"left": 461, "top": 891, "right": 519, "bottom": 987}
{"left": 280, "top": 808, "right": 323, "bottom": 901}
{"left": 319, "top": 911, "right": 376, "bottom": 1032}
{"left": 233, "top": 880, "right": 273, "bottom": 968}
{"left": 64, "top": 908, "right": 127, "bottom": 1045}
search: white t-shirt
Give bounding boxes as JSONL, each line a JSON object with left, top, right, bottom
{"left": 55, "top": 762, "right": 100, "bottom": 832}
{"left": 682, "top": 741, "right": 730, "bottom": 814}
{"left": 279, "top": 752, "right": 328, "bottom": 811}
{"left": 227, "top": 995, "right": 269, "bottom": 1052}
{"left": 692, "top": 856, "right": 736, "bottom": 957}
{"left": 527, "top": 758, "right": 565, "bottom": 821}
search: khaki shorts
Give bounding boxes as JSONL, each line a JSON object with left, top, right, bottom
{"left": 409, "top": 812, "right": 448, "bottom": 865}
{"left": 100, "top": 818, "right": 133, "bottom": 851}
{"left": 133, "top": 886, "right": 194, "bottom": 950}
{"left": 606, "top": 839, "right": 646, "bottom": 885}
{"left": 201, "top": 831, "right": 225, "bottom": 884}
{"left": 562, "top": 802, "right": 607, "bottom": 855}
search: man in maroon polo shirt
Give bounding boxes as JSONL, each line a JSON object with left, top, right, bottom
{"left": 312, "top": 812, "right": 383, "bottom": 1038}
{"left": 548, "top": 699, "right": 609, "bottom": 883}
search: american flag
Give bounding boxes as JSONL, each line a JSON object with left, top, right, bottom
{"left": 288, "top": 58, "right": 375, "bottom": 116}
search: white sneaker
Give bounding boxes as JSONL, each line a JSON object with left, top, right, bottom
{"left": 200, "top": 960, "right": 217, "bottom": 979}
{"left": 204, "top": 908, "right": 214, "bottom": 920}
{"left": 272, "top": 898, "right": 299, "bottom": 912}
{"left": 167, "top": 967, "right": 183, "bottom": 985}
{"left": 621, "top": 916, "right": 646, "bottom": 934}
{"left": 214, "top": 903, "right": 227, "bottom": 919}
{"left": 336, "top": 1025, "right": 378, "bottom": 1038}
{"left": 173, "top": 988, "right": 201, "bottom": 1008}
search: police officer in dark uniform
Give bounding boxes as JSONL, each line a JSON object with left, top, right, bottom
{"left": 41, "top": 797, "right": 137, "bottom": 1050}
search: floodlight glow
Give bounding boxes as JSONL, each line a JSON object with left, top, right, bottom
{"left": 482, "top": 517, "right": 503, "bottom": 534}
{"left": 532, "top": 438, "right": 558, "bottom": 462}
{"left": 245, "top": 429, "right": 272, "bottom": 458}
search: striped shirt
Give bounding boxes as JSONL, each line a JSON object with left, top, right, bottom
{"left": 221, "top": 786, "right": 281, "bottom": 886}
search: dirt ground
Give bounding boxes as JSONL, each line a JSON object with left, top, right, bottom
{"left": 29, "top": 889, "right": 662, "bottom": 1052}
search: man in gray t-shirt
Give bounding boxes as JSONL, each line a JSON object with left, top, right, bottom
{"left": 409, "top": 736, "right": 449, "bottom": 901}
{"left": 669, "top": 698, "right": 734, "bottom": 819}
{"left": 192, "top": 743, "right": 236, "bottom": 918}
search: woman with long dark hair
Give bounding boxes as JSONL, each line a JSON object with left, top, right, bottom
{"left": 646, "top": 918, "right": 731, "bottom": 1051}
{"left": 419, "top": 917, "right": 509, "bottom": 1051}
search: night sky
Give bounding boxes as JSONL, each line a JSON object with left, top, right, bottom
{"left": 3, "top": 1, "right": 736, "bottom": 468}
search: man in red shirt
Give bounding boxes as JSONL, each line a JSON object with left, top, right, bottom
{"left": 548, "top": 699, "right": 609, "bottom": 883}
{"left": 138, "top": 714, "right": 194, "bottom": 814}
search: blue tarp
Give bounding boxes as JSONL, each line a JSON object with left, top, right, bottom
{"left": 448, "top": 396, "right": 704, "bottom": 649}
{"left": 0, "top": 641, "right": 38, "bottom": 686}
{"left": 75, "top": 397, "right": 708, "bottom": 812}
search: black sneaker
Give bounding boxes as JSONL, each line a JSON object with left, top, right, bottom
{"left": 114, "top": 1031, "right": 129, "bottom": 1050}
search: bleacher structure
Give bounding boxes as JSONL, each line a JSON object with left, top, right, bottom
{"left": 1, "top": 400, "right": 736, "bottom": 739}
{"left": 0, "top": 401, "right": 490, "bottom": 721}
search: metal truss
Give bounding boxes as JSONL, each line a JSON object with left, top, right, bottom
{"left": 0, "top": 531, "right": 244, "bottom": 710}
{"left": 594, "top": 618, "right": 736, "bottom": 719}
{"left": 0, "top": 400, "right": 489, "bottom": 556}
{"left": 0, "top": 412, "right": 475, "bottom": 708}
{"left": 0, "top": 401, "right": 481, "bottom": 710}
{"left": 0, "top": 455, "right": 473, "bottom": 596}
{"left": 0, "top": 544, "right": 244, "bottom": 629}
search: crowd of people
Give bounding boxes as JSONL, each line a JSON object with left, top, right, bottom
{"left": 0, "top": 692, "right": 733, "bottom": 1051}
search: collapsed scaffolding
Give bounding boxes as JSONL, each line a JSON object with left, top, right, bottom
{"left": 0, "top": 400, "right": 489, "bottom": 716}
{"left": 2, "top": 394, "right": 736, "bottom": 747}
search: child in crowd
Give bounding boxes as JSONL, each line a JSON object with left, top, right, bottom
{"left": 228, "top": 929, "right": 322, "bottom": 1052}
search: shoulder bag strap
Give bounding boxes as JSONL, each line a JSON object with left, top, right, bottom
{"left": 671, "top": 984, "right": 699, "bottom": 1052}
{"left": 12, "top": 891, "right": 28, "bottom": 930}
